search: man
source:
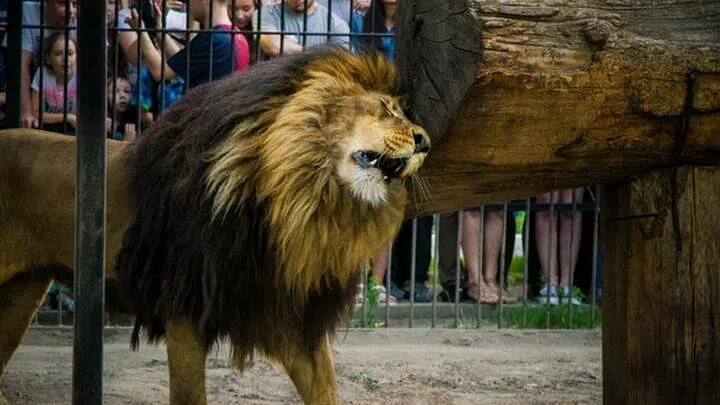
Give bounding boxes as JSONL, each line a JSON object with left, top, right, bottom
{"left": 2, "top": 0, "right": 77, "bottom": 128}
{"left": 316, "top": 0, "right": 369, "bottom": 24}
{"left": 127, "top": 0, "right": 249, "bottom": 90}
{"left": 258, "top": 0, "right": 349, "bottom": 58}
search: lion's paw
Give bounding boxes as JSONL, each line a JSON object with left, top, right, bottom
{"left": 0, "top": 390, "right": 8, "bottom": 405}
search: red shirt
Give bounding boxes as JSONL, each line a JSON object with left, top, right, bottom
{"left": 215, "top": 24, "right": 250, "bottom": 71}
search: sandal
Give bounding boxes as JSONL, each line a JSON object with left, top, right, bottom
{"left": 465, "top": 281, "right": 498, "bottom": 304}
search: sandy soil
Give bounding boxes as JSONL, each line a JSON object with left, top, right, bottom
{"left": 3, "top": 328, "right": 601, "bottom": 404}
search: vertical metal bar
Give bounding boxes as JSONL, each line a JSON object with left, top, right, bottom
{"left": 408, "top": 218, "right": 418, "bottom": 328}
{"left": 498, "top": 202, "right": 508, "bottom": 329}
{"left": 384, "top": 244, "right": 392, "bottom": 328}
{"left": 255, "top": 1, "right": 263, "bottom": 62}
{"left": 208, "top": 0, "right": 215, "bottom": 82}
{"left": 72, "top": 0, "right": 107, "bottom": 403}
{"left": 361, "top": 263, "right": 368, "bottom": 327}
{"left": 279, "top": 0, "right": 285, "bottom": 55}
{"left": 136, "top": 0, "right": 145, "bottom": 135}
{"left": 111, "top": 0, "right": 120, "bottom": 138}
{"left": 522, "top": 198, "right": 531, "bottom": 328}
{"left": 431, "top": 214, "right": 439, "bottom": 328}
{"left": 301, "top": 0, "right": 308, "bottom": 48}
{"left": 476, "top": 206, "right": 485, "bottom": 328}
{"left": 567, "top": 197, "right": 577, "bottom": 328}
{"left": 159, "top": 0, "right": 167, "bottom": 112}
{"left": 58, "top": 285, "right": 63, "bottom": 326}
{"left": 5, "top": 0, "right": 21, "bottom": 128}
{"left": 230, "top": 0, "right": 236, "bottom": 72}
{"left": 62, "top": 4, "right": 71, "bottom": 134}
{"left": 454, "top": 211, "right": 463, "bottom": 328}
{"left": 185, "top": 0, "right": 191, "bottom": 93}
{"left": 545, "top": 198, "right": 554, "bottom": 329}
{"left": 37, "top": 1, "right": 46, "bottom": 128}
{"left": 326, "top": 0, "right": 333, "bottom": 43}
{"left": 590, "top": 187, "right": 600, "bottom": 327}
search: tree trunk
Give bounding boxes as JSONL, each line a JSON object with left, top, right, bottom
{"left": 601, "top": 167, "right": 720, "bottom": 405}
{"left": 396, "top": 0, "right": 720, "bottom": 216}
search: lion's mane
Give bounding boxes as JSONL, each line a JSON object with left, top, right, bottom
{"left": 116, "top": 48, "right": 405, "bottom": 365}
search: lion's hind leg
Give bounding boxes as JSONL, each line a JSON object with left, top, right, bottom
{"left": 0, "top": 267, "right": 54, "bottom": 399}
{"left": 165, "top": 318, "right": 208, "bottom": 405}
{"left": 274, "top": 336, "right": 337, "bottom": 405}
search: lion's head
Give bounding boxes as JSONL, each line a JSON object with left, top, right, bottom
{"left": 205, "top": 49, "right": 431, "bottom": 294}
{"left": 118, "top": 48, "right": 430, "bottom": 352}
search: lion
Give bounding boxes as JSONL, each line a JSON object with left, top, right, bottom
{"left": 0, "top": 48, "right": 430, "bottom": 404}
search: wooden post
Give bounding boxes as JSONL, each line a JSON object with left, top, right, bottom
{"left": 601, "top": 167, "right": 720, "bottom": 404}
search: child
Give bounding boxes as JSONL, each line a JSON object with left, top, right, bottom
{"left": 30, "top": 31, "right": 78, "bottom": 134}
{"left": 107, "top": 75, "right": 137, "bottom": 141}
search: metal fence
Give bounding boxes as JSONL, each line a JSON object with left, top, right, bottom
{"left": 2, "top": 0, "right": 601, "bottom": 332}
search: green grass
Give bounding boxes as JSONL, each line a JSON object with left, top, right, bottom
{"left": 482, "top": 304, "right": 602, "bottom": 329}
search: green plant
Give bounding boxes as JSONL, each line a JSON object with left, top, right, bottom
{"left": 353, "top": 272, "right": 382, "bottom": 328}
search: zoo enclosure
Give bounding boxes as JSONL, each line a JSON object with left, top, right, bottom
{"left": 2, "top": 1, "right": 603, "bottom": 332}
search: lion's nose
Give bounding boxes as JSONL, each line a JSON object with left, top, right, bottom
{"left": 413, "top": 131, "right": 431, "bottom": 154}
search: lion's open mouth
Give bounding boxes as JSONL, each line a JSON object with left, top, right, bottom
{"left": 353, "top": 151, "right": 408, "bottom": 181}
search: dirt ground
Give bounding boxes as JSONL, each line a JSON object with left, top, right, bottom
{"left": 3, "top": 328, "right": 601, "bottom": 404}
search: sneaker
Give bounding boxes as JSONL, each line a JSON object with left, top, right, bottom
{"left": 371, "top": 285, "right": 397, "bottom": 305}
{"left": 412, "top": 283, "right": 432, "bottom": 303}
{"left": 537, "top": 284, "right": 559, "bottom": 306}
{"left": 389, "top": 281, "right": 407, "bottom": 300}
{"left": 559, "top": 285, "right": 581, "bottom": 305}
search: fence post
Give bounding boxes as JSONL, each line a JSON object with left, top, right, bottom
{"left": 601, "top": 167, "right": 720, "bottom": 404}
{"left": 72, "top": 0, "right": 107, "bottom": 403}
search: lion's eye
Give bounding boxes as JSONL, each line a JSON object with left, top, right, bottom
{"left": 381, "top": 98, "right": 399, "bottom": 118}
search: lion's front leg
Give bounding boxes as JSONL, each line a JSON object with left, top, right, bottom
{"left": 165, "top": 319, "right": 208, "bottom": 405}
{"left": 277, "top": 336, "right": 337, "bottom": 405}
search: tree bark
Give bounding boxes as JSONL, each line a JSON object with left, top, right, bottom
{"left": 397, "top": 0, "right": 720, "bottom": 216}
{"left": 601, "top": 167, "right": 720, "bottom": 405}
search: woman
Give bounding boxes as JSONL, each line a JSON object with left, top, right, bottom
{"left": 228, "top": 0, "right": 260, "bottom": 64}
{"left": 351, "top": 0, "right": 396, "bottom": 60}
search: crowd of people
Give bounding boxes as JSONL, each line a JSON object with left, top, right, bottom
{"left": 0, "top": 0, "right": 598, "bottom": 310}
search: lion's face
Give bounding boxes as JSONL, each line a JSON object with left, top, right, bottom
{"left": 337, "top": 93, "right": 431, "bottom": 206}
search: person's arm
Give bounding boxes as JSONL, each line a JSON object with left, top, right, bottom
{"left": 329, "top": 15, "right": 351, "bottom": 49}
{"left": 259, "top": 29, "right": 304, "bottom": 57}
{"left": 20, "top": 51, "right": 38, "bottom": 128}
{"left": 31, "top": 88, "right": 76, "bottom": 127}
{"left": 126, "top": 9, "right": 177, "bottom": 81}
{"left": 118, "top": 29, "right": 139, "bottom": 64}
{"left": 257, "top": 8, "right": 303, "bottom": 57}
{"left": 152, "top": 0, "right": 182, "bottom": 58}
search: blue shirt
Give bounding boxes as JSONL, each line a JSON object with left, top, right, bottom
{"left": 167, "top": 25, "right": 236, "bottom": 89}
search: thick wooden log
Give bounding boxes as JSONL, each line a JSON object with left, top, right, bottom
{"left": 397, "top": 1, "right": 720, "bottom": 215}
{"left": 601, "top": 167, "right": 720, "bottom": 404}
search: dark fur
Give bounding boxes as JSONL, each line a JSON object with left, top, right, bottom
{"left": 115, "top": 49, "right": 360, "bottom": 362}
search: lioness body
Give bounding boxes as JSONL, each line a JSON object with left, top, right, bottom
{"left": 0, "top": 130, "right": 132, "bottom": 285}
{"left": 0, "top": 49, "right": 429, "bottom": 404}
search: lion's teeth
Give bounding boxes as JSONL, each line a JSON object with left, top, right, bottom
{"left": 383, "top": 175, "right": 389, "bottom": 181}
{"left": 369, "top": 159, "right": 378, "bottom": 166}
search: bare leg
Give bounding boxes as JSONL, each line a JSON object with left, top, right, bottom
{"left": 166, "top": 319, "right": 208, "bottom": 405}
{"left": 558, "top": 188, "right": 584, "bottom": 288}
{"left": 535, "top": 192, "right": 559, "bottom": 287}
{"left": 371, "top": 246, "right": 389, "bottom": 285}
{"left": 0, "top": 270, "right": 53, "bottom": 402}
{"left": 462, "top": 210, "right": 497, "bottom": 303}
{"left": 484, "top": 210, "right": 517, "bottom": 303}
{"left": 278, "top": 336, "right": 337, "bottom": 404}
